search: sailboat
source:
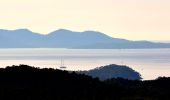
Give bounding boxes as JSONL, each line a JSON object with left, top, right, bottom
{"left": 60, "top": 59, "right": 67, "bottom": 69}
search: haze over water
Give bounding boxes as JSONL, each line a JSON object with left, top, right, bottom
{"left": 0, "top": 48, "right": 170, "bottom": 80}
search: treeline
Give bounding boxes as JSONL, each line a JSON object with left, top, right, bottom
{"left": 0, "top": 65, "right": 169, "bottom": 100}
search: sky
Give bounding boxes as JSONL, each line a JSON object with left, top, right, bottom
{"left": 0, "top": 0, "right": 170, "bottom": 41}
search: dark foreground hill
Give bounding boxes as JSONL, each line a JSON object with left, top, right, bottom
{"left": 0, "top": 65, "right": 170, "bottom": 100}
{"left": 78, "top": 64, "right": 141, "bottom": 80}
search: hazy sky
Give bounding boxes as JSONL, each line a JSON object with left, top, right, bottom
{"left": 0, "top": 0, "right": 170, "bottom": 40}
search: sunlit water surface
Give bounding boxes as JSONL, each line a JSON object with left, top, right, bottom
{"left": 0, "top": 48, "right": 170, "bottom": 80}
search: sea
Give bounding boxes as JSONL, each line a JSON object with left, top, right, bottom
{"left": 0, "top": 48, "right": 170, "bottom": 80}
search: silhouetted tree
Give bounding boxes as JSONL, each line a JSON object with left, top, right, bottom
{"left": 0, "top": 65, "right": 169, "bottom": 100}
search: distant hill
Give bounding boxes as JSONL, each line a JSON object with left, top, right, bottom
{"left": 78, "top": 64, "right": 142, "bottom": 80}
{"left": 0, "top": 29, "right": 170, "bottom": 48}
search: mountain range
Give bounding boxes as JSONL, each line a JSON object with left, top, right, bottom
{"left": 0, "top": 29, "right": 170, "bottom": 49}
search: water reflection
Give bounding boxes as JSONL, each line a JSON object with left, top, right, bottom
{"left": 0, "top": 48, "right": 170, "bottom": 80}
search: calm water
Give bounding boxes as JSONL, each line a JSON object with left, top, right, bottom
{"left": 0, "top": 48, "right": 170, "bottom": 80}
